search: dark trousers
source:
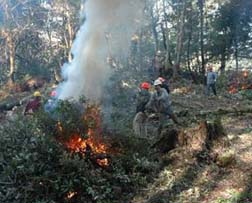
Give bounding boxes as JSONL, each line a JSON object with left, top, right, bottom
{"left": 206, "top": 83, "right": 217, "bottom": 96}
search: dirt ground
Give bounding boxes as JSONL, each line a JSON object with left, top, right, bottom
{"left": 132, "top": 84, "right": 252, "bottom": 203}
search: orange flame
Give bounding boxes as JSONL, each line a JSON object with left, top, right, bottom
{"left": 67, "top": 191, "right": 77, "bottom": 199}
{"left": 58, "top": 105, "right": 109, "bottom": 167}
{"left": 241, "top": 84, "right": 247, "bottom": 90}
{"left": 228, "top": 85, "right": 238, "bottom": 94}
{"left": 228, "top": 70, "right": 252, "bottom": 94}
{"left": 97, "top": 158, "right": 109, "bottom": 166}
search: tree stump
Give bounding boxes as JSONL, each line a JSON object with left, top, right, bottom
{"left": 152, "top": 119, "right": 226, "bottom": 153}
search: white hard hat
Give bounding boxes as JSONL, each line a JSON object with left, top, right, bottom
{"left": 154, "top": 79, "right": 162, "bottom": 86}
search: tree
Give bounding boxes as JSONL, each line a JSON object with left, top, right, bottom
{"left": 208, "top": 0, "right": 252, "bottom": 72}
{"left": 198, "top": 0, "right": 205, "bottom": 76}
{"left": 0, "top": 0, "right": 82, "bottom": 84}
{"left": 0, "top": 0, "right": 47, "bottom": 85}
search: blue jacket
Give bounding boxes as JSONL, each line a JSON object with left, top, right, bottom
{"left": 207, "top": 72, "right": 217, "bottom": 85}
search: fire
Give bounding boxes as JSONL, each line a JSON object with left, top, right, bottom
{"left": 58, "top": 105, "right": 109, "bottom": 167}
{"left": 228, "top": 70, "right": 252, "bottom": 94}
{"left": 241, "top": 84, "right": 247, "bottom": 90}
{"left": 67, "top": 191, "right": 77, "bottom": 199}
{"left": 228, "top": 85, "right": 238, "bottom": 94}
{"left": 64, "top": 133, "right": 109, "bottom": 160}
{"left": 97, "top": 158, "right": 109, "bottom": 166}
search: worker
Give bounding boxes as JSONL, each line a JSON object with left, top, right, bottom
{"left": 136, "top": 82, "right": 151, "bottom": 113}
{"left": 133, "top": 82, "right": 151, "bottom": 137}
{"left": 158, "top": 77, "right": 170, "bottom": 94}
{"left": 147, "top": 79, "right": 180, "bottom": 134}
{"left": 24, "top": 91, "right": 42, "bottom": 115}
{"left": 44, "top": 90, "right": 58, "bottom": 115}
{"left": 206, "top": 65, "right": 217, "bottom": 96}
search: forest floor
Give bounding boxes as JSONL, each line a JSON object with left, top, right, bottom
{"left": 132, "top": 83, "right": 252, "bottom": 203}
{"left": 1, "top": 82, "right": 252, "bottom": 203}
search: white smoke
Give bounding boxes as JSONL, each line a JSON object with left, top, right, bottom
{"left": 58, "top": 0, "right": 144, "bottom": 101}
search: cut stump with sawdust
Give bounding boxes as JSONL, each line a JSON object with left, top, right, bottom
{"left": 152, "top": 119, "right": 226, "bottom": 153}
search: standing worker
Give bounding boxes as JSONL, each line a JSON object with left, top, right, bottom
{"left": 206, "top": 65, "right": 217, "bottom": 96}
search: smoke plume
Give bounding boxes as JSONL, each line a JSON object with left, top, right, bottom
{"left": 58, "top": 0, "right": 144, "bottom": 101}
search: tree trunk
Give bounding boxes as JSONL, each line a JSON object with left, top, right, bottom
{"left": 220, "top": 52, "right": 226, "bottom": 74}
{"left": 199, "top": 0, "right": 205, "bottom": 76}
{"left": 187, "top": 32, "right": 192, "bottom": 73}
{"left": 46, "top": 24, "right": 56, "bottom": 83}
{"left": 66, "top": 10, "right": 73, "bottom": 62}
{"left": 173, "top": 1, "right": 186, "bottom": 79}
{"left": 150, "top": 7, "right": 159, "bottom": 52}
{"left": 196, "top": 107, "right": 252, "bottom": 116}
{"left": 196, "top": 50, "right": 200, "bottom": 72}
{"left": 187, "top": 3, "right": 193, "bottom": 75}
{"left": 138, "top": 31, "right": 144, "bottom": 70}
{"left": 162, "top": 0, "right": 173, "bottom": 71}
{"left": 234, "top": 35, "right": 239, "bottom": 71}
{"left": 160, "top": 23, "right": 173, "bottom": 72}
{"left": 6, "top": 33, "right": 15, "bottom": 87}
{"left": 54, "top": 67, "right": 62, "bottom": 84}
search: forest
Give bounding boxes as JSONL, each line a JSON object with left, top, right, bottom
{"left": 0, "top": 0, "right": 252, "bottom": 203}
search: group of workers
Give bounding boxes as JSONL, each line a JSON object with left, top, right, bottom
{"left": 24, "top": 91, "right": 42, "bottom": 115}
{"left": 24, "top": 90, "right": 57, "bottom": 115}
{"left": 134, "top": 65, "right": 218, "bottom": 136}
{"left": 135, "top": 77, "right": 180, "bottom": 136}
{"left": 21, "top": 65, "right": 217, "bottom": 137}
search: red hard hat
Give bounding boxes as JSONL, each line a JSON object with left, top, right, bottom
{"left": 140, "top": 82, "right": 151, "bottom": 90}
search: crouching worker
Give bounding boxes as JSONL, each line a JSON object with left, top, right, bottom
{"left": 148, "top": 79, "right": 180, "bottom": 134}
{"left": 24, "top": 91, "right": 42, "bottom": 115}
{"left": 133, "top": 82, "right": 151, "bottom": 137}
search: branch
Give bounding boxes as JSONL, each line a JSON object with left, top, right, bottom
{"left": 0, "top": 181, "right": 14, "bottom": 185}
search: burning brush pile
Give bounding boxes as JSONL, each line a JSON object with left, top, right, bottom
{"left": 0, "top": 99, "right": 157, "bottom": 203}
{"left": 56, "top": 102, "right": 110, "bottom": 167}
{"left": 228, "top": 70, "right": 252, "bottom": 94}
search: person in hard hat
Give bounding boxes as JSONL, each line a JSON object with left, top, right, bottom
{"left": 206, "top": 65, "right": 217, "bottom": 96}
{"left": 136, "top": 82, "right": 151, "bottom": 113}
{"left": 158, "top": 77, "right": 170, "bottom": 94}
{"left": 24, "top": 91, "right": 42, "bottom": 115}
{"left": 133, "top": 82, "right": 151, "bottom": 137}
{"left": 148, "top": 79, "right": 180, "bottom": 133}
{"left": 44, "top": 90, "right": 58, "bottom": 115}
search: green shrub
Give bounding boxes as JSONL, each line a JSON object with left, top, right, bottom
{"left": 0, "top": 102, "right": 156, "bottom": 203}
{"left": 240, "top": 89, "right": 252, "bottom": 99}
